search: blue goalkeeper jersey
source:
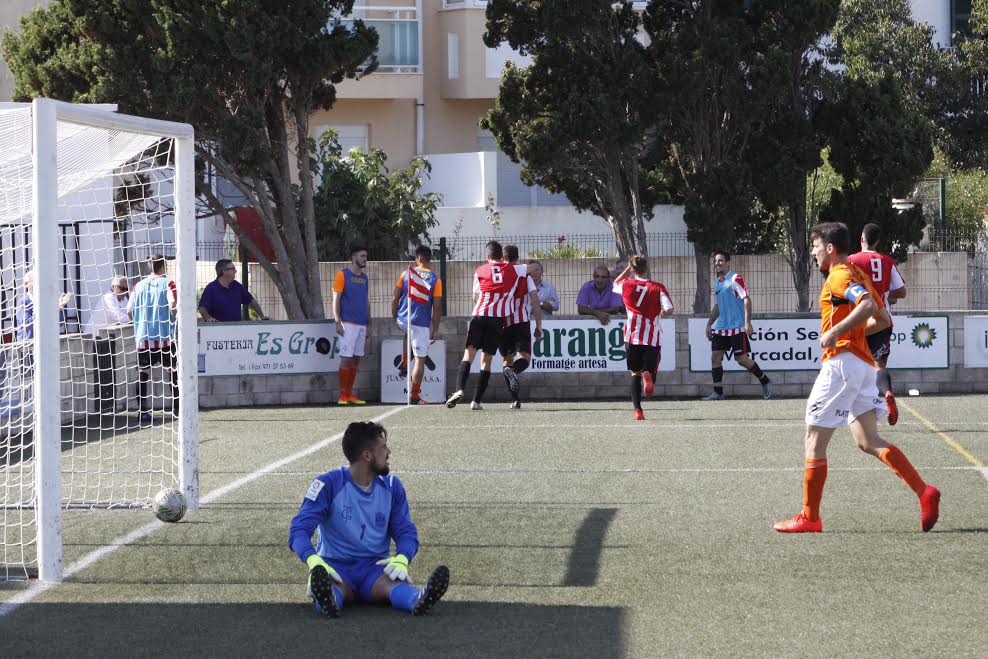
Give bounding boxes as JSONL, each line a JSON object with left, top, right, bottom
{"left": 288, "top": 466, "right": 419, "bottom": 563}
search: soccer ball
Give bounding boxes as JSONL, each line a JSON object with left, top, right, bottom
{"left": 152, "top": 488, "right": 187, "bottom": 523}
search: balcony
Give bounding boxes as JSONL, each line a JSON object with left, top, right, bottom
{"left": 337, "top": 5, "right": 420, "bottom": 73}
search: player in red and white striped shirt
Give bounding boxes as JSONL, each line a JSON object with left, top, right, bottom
{"left": 498, "top": 245, "right": 542, "bottom": 409}
{"left": 447, "top": 240, "right": 520, "bottom": 410}
{"left": 612, "top": 256, "right": 674, "bottom": 420}
{"left": 847, "top": 223, "right": 907, "bottom": 425}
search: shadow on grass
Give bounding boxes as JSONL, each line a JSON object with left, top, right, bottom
{"left": 0, "top": 414, "right": 170, "bottom": 466}
{"left": 1, "top": 601, "right": 625, "bottom": 658}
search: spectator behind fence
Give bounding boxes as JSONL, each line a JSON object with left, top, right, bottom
{"left": 577, "top": 265, "right": 625, "bottom": 325}
{"left": 526, "top": 261, "right": 559, "bottom": 317}
{"left": 16, "top": 270, "right": 73, "bottom": 341}
{"left": 198, "top": 259, "right": 268, "bottom": 322}
{"left": 85, "top": 275, "right": 131, "bottom": 335}
{"left": 85, "top": 275, "right": 131, "bottom": 412}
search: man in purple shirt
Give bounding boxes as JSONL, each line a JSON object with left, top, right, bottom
{"left": 576, "top": 265, "right": 625, "bottom": 325}
{"left": 198, "top": 259, "right": 269, "bottom": 322}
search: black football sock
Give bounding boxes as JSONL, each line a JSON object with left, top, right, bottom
{"left": 456, "top": 360, "right": 471, "bottom": 392}
{"left": 631, "top": 374, "right": 642, "bottom": 410}
{"left": 712, "top": 366, "right": 724, "bottom": 395}
{"left": 474, "top": 370, "right": 491, "bottom": 403}
{"left": 748, "top": 363, "right": 770, "bottom": 385}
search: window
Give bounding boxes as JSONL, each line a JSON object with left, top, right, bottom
{"left": 952, "top": 0, "right": 972, "bottom": 39}
{"left": 448, "top": 33, "right": 460, "bottom": 79}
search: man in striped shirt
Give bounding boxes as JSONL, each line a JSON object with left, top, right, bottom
{"left": 702, "top": 251, "right": 773, "bottom": 401}
{"left": 446, "top": 240, "right": 519, "bottom": 410}
{"left": 128, "top": 253, "right": 178, "bottom": 425}
{"left": 498, "top": 244, "right": 542, "bottom": 410}
{"left": 613, "top": 256, "right": 674, "bottom": 421}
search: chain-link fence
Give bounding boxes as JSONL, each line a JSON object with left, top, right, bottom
{"left": 196, "top": 227, "right": 988, "bottom": 318}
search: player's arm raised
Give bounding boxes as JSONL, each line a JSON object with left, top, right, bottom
{"left": 612, "top": 264, "right": 632, "bottom": 287}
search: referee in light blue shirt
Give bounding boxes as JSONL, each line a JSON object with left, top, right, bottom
{"left": 198, "top": 259, "right": 268, "bottom": 322}
{"left": 288, "top": 421, "right": 449, "bottom": 618}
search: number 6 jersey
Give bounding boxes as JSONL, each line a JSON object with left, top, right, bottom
{"left": 614, "top": 278, "right": 674, "bottom": 346}
{"left": 471, "top": 261, "right": 521, "bottom": 318}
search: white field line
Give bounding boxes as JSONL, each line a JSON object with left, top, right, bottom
{"left": 0, "top": 406, "right": 406, "bottom": 618}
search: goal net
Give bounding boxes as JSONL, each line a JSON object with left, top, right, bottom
{"left": 0, "top": 100, "right": 198, "bottom": 581}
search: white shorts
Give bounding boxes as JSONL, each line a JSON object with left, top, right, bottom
{"left": 805, "top": 352, "right": 888, "bottom": 428}
{"left": 396, "top": 321, "right": 431, "bottom": 358}
{"left": 338, "top": 323, "right": 366, "bottom": 358}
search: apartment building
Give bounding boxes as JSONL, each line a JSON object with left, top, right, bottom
{"left": 1, "top": 1, "right": 973, "bottom": 237}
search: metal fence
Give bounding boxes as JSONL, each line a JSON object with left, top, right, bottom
{"left": 197, "top": 227, "right": 988, "bottom": 318}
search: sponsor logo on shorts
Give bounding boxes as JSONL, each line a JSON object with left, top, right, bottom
{"left": 835, "top": 409, "right": 849, "bottom": 419}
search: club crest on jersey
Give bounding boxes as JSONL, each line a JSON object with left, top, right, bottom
{"left": 375, "top": 512, "right": 386, "bottom": 527}
{"left": 305, "top": 479, "right": 325, "bottom": 501}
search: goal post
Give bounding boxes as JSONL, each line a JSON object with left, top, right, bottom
{"left": 0, "top": 99, "right": 198, "bottom": 582}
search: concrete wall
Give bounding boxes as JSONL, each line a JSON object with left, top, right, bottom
{"left": 197, "top": 311, "right": 988, "bottom": 408}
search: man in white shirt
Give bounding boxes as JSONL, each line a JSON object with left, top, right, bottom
{"left": 85, "top": 276, "right": 131, "bottom": 335}
{"left": 86, "top": 276, "right": 131, "bottom": 412}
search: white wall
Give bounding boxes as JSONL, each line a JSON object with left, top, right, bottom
{"left": 433, "top": 203, "right": 688, "bottom": 237}
{"left": 911, "top": 0, "right": 951, "bottom": 47}
{"left": 420, "top": 151, "right": 496, "bottom": 207}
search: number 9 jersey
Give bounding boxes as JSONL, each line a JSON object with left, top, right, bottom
{"left": 615, "top": 278, "right": 674, "bottom": 346}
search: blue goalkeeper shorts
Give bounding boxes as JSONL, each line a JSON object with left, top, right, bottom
{"left": 326, "top": 557, "right": 387, "bottom": 602}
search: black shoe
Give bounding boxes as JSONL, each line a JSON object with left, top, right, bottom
{"left": 502, "top": 366, "right": 520, "bottom": 395}
{"left": 412, "top": 565, "right": 449, "bottom": 616}
{"left": 309, "top": 566, "right": 341, "bottom": 618}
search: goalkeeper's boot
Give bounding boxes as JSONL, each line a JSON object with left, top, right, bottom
{"left": 773, "top": 512, "right": 822, "bottom": 533}
{"left": 445, "top": 390, "right": 464, "bottom": 409}
{"left": 919, "top": 485, "right": 940, "bottom": 532}
{"left": 642, "top": 371, "right": 654, "bottom": 398}
{"left": 502, "top": 366, "right": 521, "bottom": 395}
{"left": 885, "top": 390, "right": 899, "bottom": 426}
{"left": 411, "top": 565, "right": 449, "bottom": 616}
{"left": 309, "top": 566, "right": 341, "bottom": 619}
{"left": 633, "top": 409, "right": 645, "bottom": 421}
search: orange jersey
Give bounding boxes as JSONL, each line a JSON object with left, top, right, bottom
{"left": 819, "top": 262, "right": 884, "bottom": 365}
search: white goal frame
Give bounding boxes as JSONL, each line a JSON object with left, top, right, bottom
{"left": 31, "top": 98, "right": 199, "bottom": 582}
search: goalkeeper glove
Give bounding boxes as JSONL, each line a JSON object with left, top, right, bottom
{"left": 375, "top": 554, "right": 410, "bottom": 582}
{"left": 306, "top": 554, "right": 342, "bottom": 584}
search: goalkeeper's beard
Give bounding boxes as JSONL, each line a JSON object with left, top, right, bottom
{"left": 372, "top": 458, "right": 390, "bottom": 476}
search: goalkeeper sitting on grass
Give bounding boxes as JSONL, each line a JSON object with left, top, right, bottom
{"left": 288, "top": 421, "right": 449, "bottom": 618}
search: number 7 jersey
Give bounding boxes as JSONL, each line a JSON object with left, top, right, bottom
{"left": 614, "top": 278, "right": 674, "bottom": 346}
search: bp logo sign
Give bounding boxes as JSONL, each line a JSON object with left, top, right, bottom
{"left": 910, "top": 323, "right": 936, "bottom": 349}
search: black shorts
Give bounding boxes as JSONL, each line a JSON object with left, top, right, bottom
{"left": 867, "top": 327, "right": 893, "bottom": 361}
{"left": 500, "top": 321, "right": 532, "bottom": 357}
{"left": 138, "top": 343, "right": 175, "bottom": 369}
{"left": 627, "top": 345, "right": 660, "bottom": 373}
{"left": 466, "top": 316, "right": 504, "bottom": 355}
{"left": 711, "top": 332, "right": 751, "bottom": 357}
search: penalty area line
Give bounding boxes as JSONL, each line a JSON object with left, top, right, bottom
{"left": 0, "top": 405, "right": 407, "bottom": 619}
